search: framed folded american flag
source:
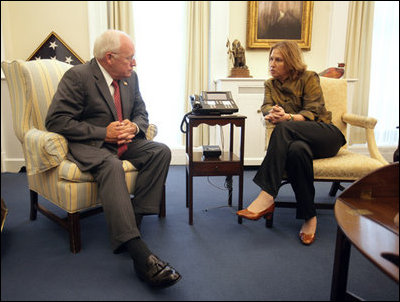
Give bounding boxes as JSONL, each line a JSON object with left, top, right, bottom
{"left": 27, "top": 31, "right": 85, "bottom": 65}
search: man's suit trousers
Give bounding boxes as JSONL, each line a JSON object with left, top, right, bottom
{"left": 253, "top": 121, "right": 346, "bottom": 220}
{"left": 90, "top": 138, "right": 171, "bottom": 251}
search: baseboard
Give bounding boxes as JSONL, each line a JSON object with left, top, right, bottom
{"left": 1, "top": 157, "right": 26, "bottom": 173}
{"left": 1, "top": 149, "right": 187, "bottom": 173}
{"left": 171, "top": 146, "right": 186, "bottom": 165}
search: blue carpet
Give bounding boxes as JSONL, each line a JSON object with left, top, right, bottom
{"left": 1, "top": 166, "right": 398, "bottom": 301}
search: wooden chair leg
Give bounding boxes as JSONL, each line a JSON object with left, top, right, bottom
{"left": 226, "top": 176, "right": 233, "bottom": 207}
{"left": 68, "top": 212, "right": 81, "bottom": 253}
{"left": 329, "top": 181, "right": 345, "bottom": 196}
{"left": 29, "top": 190, "right": 38, "bottom": 220}
{"left": 28, "top": 192, "right": 98, "bottom": 253}
{"left": 159, "top": 184, "right": 166, "bottom": 218}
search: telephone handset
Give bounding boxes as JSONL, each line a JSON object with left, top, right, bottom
{"left": 189, "top": 91, "right": 238, "bottom": 115}
{"left": 190, "top": 95, "right": 203, "bottom": 111}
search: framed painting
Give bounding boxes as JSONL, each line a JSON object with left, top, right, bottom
{"left": 247, "top": 1, "right": 313, "bottom": 49}
{"left": 27, "top": 31, "right": 85, "bottom": 65}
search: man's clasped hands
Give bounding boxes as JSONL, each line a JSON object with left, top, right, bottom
{"left": 105, "top": 119, "right": 138, "bottom": 145}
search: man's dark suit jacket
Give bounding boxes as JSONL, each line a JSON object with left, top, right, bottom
{"left": 45, "top": 58, "right": 149, "bottom": 172}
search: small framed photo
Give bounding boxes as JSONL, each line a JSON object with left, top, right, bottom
{"left": 27, "top": 31, "right": 85, "bottom": 65}
{"left": 247, "top": 1, "right": 313, "bottom": 49}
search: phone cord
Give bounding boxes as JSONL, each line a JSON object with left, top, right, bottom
{"left": 180, "top": 111, "right": 193, "bottom": 134}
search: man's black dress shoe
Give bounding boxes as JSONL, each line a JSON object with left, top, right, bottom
{"left": 134, "top": 254, "right": 181, "bottom": 287}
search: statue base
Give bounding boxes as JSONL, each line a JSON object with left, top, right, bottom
{"left": 229, "top": 67, "right": 252, "bottom": 78}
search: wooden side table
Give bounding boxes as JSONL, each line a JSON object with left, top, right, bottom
{"left": 185, "top": 115, "right": 246, "bottom": 225}
{"left": 330, "top": 163, "right": 399, "bottom": 301}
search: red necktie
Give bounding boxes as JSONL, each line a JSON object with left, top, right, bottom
{"left": 111, "top": 80, "right": 127, "bottom": 157}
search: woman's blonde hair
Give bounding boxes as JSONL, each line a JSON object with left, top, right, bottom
{"left": 269, "top": 41, "right": 307, "bottom": 80}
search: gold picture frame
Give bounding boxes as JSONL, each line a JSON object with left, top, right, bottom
{"left": 247, "top": 1, "right": 313, "bottom": 49}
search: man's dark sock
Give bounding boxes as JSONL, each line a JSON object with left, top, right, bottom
{"left": 125, "top": 237, "right": 152, "bottom": 267}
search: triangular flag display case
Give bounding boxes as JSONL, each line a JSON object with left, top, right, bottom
{"left": 27, "top": 31, "right": 85, "bottom": 65}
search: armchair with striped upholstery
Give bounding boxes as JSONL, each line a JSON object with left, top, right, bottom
{"left": 1, "top": 59, "right": 164, "bottom": 253}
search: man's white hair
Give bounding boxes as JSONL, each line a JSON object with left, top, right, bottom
{"left": 93, "top": 29, "right": 132, "bottom": 59}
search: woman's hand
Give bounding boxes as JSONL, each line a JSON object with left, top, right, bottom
{"left": 265, "top": 105, "right": 287, "bottom": 124}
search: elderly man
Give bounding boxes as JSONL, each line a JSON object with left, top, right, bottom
{"left": 46, "top": 29, "right": 181, "bottom": 287}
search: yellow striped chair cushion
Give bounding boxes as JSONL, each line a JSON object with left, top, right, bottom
{"left": 24, "top": 128, "right": 68, "bottom": 175}
{"left": 28, "top": 168, "right": 60, "bottom": 206}
{"left": 28, "top": 163, "right": 138, "bottom": 214}
{"left": 57, "top": 179, "right": 99, "bottom": 212}
{"left": 56, "top": 171, "right": 138, "bottom": 212}
{"left": 28, "top": 161, "right": 138, "bottom": 213}
{"left": 58, "top": 159, "right": 138, "bottom": 182}
{"left": 28, "top": 170, "right": 100, "bottom": 213}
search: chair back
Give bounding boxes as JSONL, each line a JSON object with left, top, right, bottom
{"left": 1, "top": 59, "right": 73, "bottom": 143}
{"left": 265, "top": 76, "right": 349, "bottom": 150}
{"left": 319, "top": 77, "right": 347, "bottom": 138}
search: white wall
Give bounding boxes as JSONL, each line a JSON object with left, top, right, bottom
{"left": 1, "top": 1, "right": 90, "bottom": 61}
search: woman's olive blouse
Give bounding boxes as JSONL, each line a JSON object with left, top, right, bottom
{"left": 261, "top": 70, "right": 332, "bottom": 124}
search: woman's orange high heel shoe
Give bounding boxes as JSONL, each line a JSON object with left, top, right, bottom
{"left": 236, "top": 204, "right": 275, "bottom": 226}
{"left": 299, "top": 232, "right": 316, "bottom": 245}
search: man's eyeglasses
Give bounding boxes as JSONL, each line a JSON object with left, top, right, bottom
{"left": 111, "top": 52, "right": 136, "bottom": 62}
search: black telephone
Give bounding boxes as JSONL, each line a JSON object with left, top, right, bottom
{"left": 189, "top": 91, "right": 238, "bottom": 115}
{"left": 181, "top": 91, "right": 239, "bottom": 133}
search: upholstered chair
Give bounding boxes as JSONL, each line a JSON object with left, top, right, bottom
{"left": 1, "top": 59, "right": 165, "bottom": 253}
{"left": 264, "top": 77, "right": 388, "bottom": 212}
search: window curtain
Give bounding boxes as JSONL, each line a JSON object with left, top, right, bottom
{"left": 368, "top": 1, "right": 399, "bottom": 146}
{"left": 184, "top": 1, "right": 210, "bottom": 146}
{"left": 344, "top": 1, "right": 375, "bottom": 145}
{"left": 88, "top": 2, "right": 108, "bottom": 55}
{"left": 107, "top": 1, "right": 134, "bottom": 40}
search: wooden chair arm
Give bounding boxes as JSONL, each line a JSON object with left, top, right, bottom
{"left": 342, "top": 113, "right": 377, "bottom": 129}
{"left": 342, "top": 113, "right": 388, "bottom": 165}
